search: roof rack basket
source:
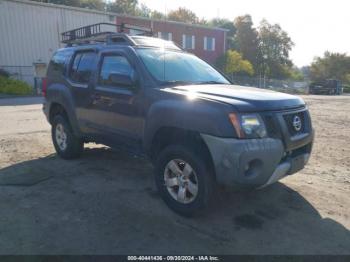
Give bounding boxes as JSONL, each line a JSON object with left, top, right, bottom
{"left": 61, "top": 22, "right": 153, "bottom": 45}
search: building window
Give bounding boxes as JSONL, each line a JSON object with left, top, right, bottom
{"left": 158, "top": 32, "right": 172, "bottom": 41}
{"left": 182, "top": 34, "right": 195, "bottom": 50}
{"left": 204, "top": 37, "right": 215, "bottom": 51}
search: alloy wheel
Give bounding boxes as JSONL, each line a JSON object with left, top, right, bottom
{"left": 163, "top": 159, "right": 199, "bottom": 204}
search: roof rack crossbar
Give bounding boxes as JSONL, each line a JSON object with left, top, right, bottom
{"left": 61, "top": 22, "right": 153, "bottom": 46}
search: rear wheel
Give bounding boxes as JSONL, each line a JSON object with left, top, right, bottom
{"left": 155, "top": 145, "right": 215, "bottom": 216}
{"left": 52, "top": 115, "right": 83, "bottom": 159}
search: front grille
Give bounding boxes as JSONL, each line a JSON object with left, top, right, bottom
{"left": 283, "top": 111, "right": 308, "bottom": 136}
{"left": 263, "top": 115, "right": 281, "bottom": 138}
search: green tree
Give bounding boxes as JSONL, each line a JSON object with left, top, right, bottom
{"left": 150, "top": 10, "right": 166, "bottom": 19}
{"left": 346, "top": 74, "right": 350, "bottom": 84}
{"left": 107, "top": 0, "right": 138, "bottom": 15}
{"left": 135, "top": 3, "right": 152, "bottom": 18}
{"left": 233, "top": 15, "right": 259, "bottom": 70}
{"left": 32, "top": 0, "right": 105, "bottom": 10}
{"left": 198, "top": 17, "right": 209, "bottom": 25}
{"left": 216, "top": 50, "right": 254, "bottom": 77}
{"left": 288, "top": 67, "right": 304, "bottom": 81}
{"left": 80, "top": 0, "right": 105, "bottom": 11}
{"left": 258, "top": 19, "right": 294, "bottom": 79}
{"left": 300, "top": 66, "right": 311, "bottom": 80}
{"left": 209, "top": 18, "right": 236, "bottom": 49}
{"left": 30, "top": 0, "right": 81, "bottom": 7}
{"left": 167, "top": 7, "right": 199, "bottom": 24}
{"left": 310, "top": 52, "right": 350, "bottom": 83}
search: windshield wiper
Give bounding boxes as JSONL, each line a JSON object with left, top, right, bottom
{"left": 197, "top": 81, "right": 229, "bottom": 85}
{"left": 161, "top": 80, "right": 229, "bottom": 86}
{"left": 161, "top": 80, "right": 194, "bottom": 86}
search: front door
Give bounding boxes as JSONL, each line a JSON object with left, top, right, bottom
{"left": 86, "top": 51, "right": 144, "bottom": 151}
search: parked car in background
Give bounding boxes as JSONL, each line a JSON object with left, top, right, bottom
{"left": 309, "top": 79, "right": 343, "bottom": 95}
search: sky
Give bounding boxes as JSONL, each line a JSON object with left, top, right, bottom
{"left": 139, "top": 0, "right": 350, "bottom": 67}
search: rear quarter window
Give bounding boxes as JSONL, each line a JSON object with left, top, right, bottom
{"left": 69, "top": 51, "right": 96, "bottom": 84}
{"left": 47, "top": 49, "right": 73, "bottom": 77}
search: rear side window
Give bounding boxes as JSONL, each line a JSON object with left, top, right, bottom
{"left": 47, "top": 49, "right": 73, "bottom": 77}
{"left": 69, "top": 51, "right": 96, "bottom": 84}
{"left": 99, "top": 55, "right": 133, "bottom": 86}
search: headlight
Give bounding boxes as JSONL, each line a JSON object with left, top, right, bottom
{"left": 229, "top": 113, "right": 267, "bottom": 139}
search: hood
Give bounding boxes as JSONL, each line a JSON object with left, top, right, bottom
{"left": 162, "top": 84, "right": 305, "bottom": 112}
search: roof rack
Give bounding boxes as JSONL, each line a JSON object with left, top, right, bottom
{"left": 61, "top": 22, "right": 153, "bottom": 46}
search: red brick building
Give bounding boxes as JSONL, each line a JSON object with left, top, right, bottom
{"left": 116, "top": 15, "right": 228, "bottom": 64}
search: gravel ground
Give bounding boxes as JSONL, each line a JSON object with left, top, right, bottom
{"left": 0, "top": 95, "right": 349, "bottom": 255}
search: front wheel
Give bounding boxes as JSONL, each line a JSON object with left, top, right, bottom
{"left": 52, "top": 115, "right": 83, "bottom": 159}
{"left": 154, "top": 145, "right": 215, "bottom": 216}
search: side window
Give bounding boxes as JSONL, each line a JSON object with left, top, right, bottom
{"left": 48, "top": 49, "right": 73, "bottom": 77}
{"left": 69, "top": 52, "right": 96, "bottom": 84}
{"left": 99, "top": 55, "right": 133, "bottom": 86}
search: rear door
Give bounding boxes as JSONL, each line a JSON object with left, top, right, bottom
{"left": 66, "top": 50, "right": 97, "bottom": 132}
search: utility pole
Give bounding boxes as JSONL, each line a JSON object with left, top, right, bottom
{"left": 263, "top": 54, "right": 268, "bottom": 89}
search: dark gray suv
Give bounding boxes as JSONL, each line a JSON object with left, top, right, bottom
{"left": 43, "top": 30, "right": 314, "bottom": 216}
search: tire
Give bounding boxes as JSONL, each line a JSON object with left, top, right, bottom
{"left": 154, "top": 145, "right": 215, "bottom": 216}
{"left": 51, "top": 114, "right": 83, "bottom": 159}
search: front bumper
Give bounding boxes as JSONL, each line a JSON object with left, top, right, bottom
{"left": 201, "top": 133, "right": 313, "bottom": 188}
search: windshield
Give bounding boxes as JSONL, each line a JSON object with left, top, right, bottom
{"left": 136, "top": 48, "right": 230, "bottom": 85}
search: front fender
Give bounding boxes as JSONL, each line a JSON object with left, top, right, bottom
{"left": 143, "top": 98, "right": 235, "bottom": 152}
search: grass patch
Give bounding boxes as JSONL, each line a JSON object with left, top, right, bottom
{"left": 0, "top": 76, "right": 33, "bottom": 95}
{"left": 343, "top": 85, "right": 350, "bottom": 93}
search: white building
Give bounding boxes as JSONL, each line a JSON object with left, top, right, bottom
{"left": 0, "top": 0, "right": 227, "bottom": 88}
{"left": 0, "top": 0, "right": 116, "bottom": 85}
